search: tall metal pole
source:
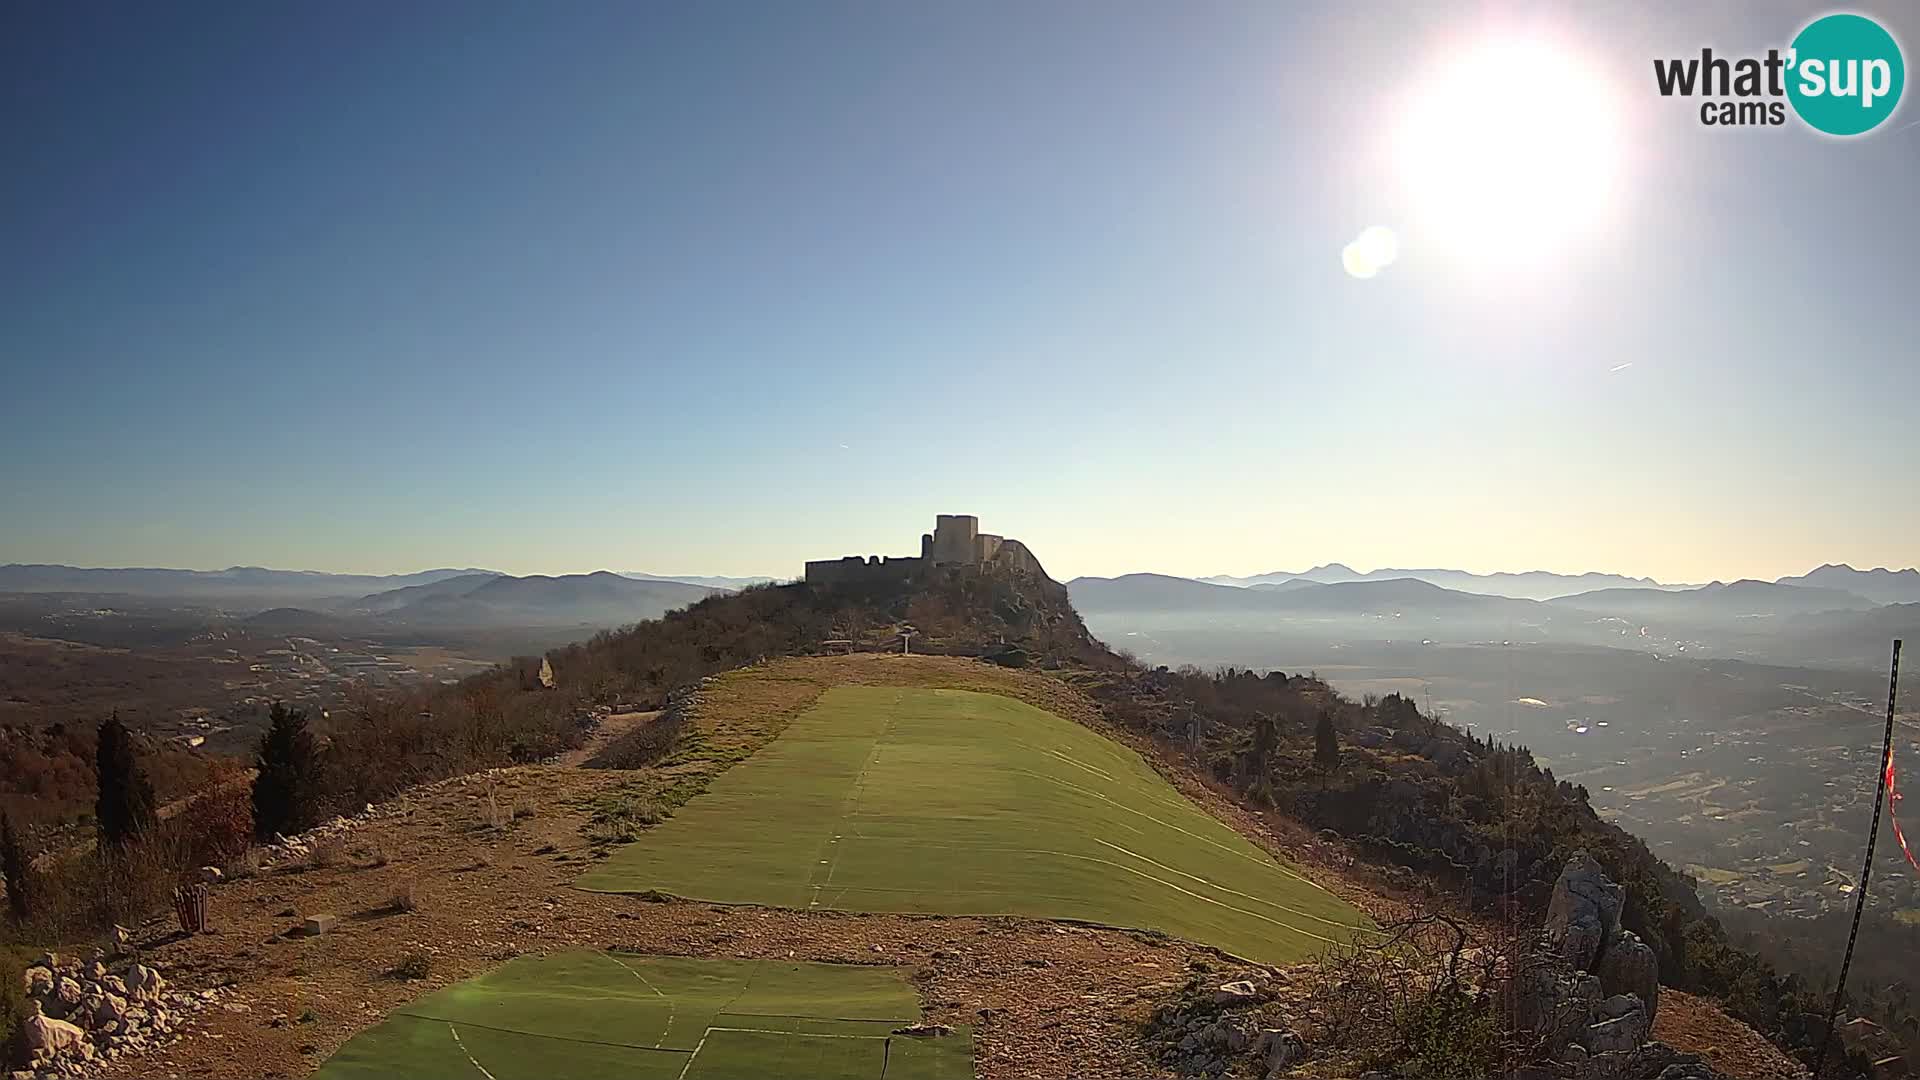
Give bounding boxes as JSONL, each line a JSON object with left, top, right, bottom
{"left": 1814, "top": 639, "right": 1902, "bottom": 1080}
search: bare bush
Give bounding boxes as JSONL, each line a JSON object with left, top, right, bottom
{"left": 1298, "top": 910, "right": 1524, "bottom": 1080}
{"left": 226, "top": 845, "right": 266, "bottom": 881}
{"left": 390, "top": 950, "right": 432, "bottom": 980}
{"left": 306, "top": 834, "right": 346, "bottom": 870}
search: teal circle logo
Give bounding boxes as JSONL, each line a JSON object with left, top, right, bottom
{"left": 1786, "top": 13, "right": 1905, "bottom": 136}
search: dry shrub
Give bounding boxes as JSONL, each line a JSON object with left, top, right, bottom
{"left": 306, "top": 834, "right": 346, "bottom": 870}
{"left": 390, "top": 950, "right": 432, "bottom": 980}
{"left": 482, "top": 782, "right": 509, "bottom": 832}
{"left": 172, "top": 762, "right": 254, "bottom": 869}
{"left": 226, "top": 845, "right": 266, "bottom": 881}
{"left": 25, "top": 831, "right": 187, "bottom": 939}
{"left": 1299, "top": 911, "right": 1523, "bottom": 1080}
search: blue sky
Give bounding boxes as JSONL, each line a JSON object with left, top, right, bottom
{"left": 3, "top": 2, "right": 1916, "bottom": 583}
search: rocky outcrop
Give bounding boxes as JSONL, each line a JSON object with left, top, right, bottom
{"left": 1547, "top": 850, "right": 1625, "bottom": 975}
{"left": 1544, "top": 850, "right": 1658, "bottom": 1026}
{"left": 1506, "top": 851, "right": 1717, "bottom": 1080}
{"left": 1598, "top": 930, "right": 1660, "bottom": 1022}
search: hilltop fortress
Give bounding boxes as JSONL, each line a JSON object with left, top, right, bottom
{"left": 804, "top": 514, "right": 1050, "bottom": 586}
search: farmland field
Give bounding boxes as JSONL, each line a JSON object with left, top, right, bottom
{"left": 313, "top": 952, "right": 971, "bottom": 1079}
{"left": 577, "top": 686, "right": 1371, "bottom": 964}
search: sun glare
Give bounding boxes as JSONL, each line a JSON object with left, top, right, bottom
{"left": 1393, "top": 34, "right": 1625, "bottom": 274}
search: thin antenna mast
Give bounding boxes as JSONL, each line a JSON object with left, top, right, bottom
{"left": 1813, "top": 638, "right": 1903, "bottom": 1080}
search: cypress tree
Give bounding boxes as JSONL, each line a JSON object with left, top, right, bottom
{"left": 252, "top": 702, "right": 320, "bottom": 841}
{"left": 1314, "top": 710, "right": 1340, "bottom": 771}
{"left": 2, "top": 812, "right": 32, "bottom": 923}
{"left": 95, "top": 714, "right": 158, "bottom": 847}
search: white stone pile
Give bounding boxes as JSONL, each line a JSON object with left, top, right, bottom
{"left": 13, "top": 953, "right": 224, "bottom": 1078}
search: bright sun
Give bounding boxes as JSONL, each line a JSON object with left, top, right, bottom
{"left": 1392, "top": 34, "right": 1625, "bottom": 274}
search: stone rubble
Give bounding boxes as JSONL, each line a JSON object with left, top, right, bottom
{"left": 1146, "top": 976, "right": 1309, "bottom": 1080}
{"left": 10, "top": 952, "right": 228, "bottom": 1079}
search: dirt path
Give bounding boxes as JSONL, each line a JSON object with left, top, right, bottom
{"left": 555, "top": 709, "right": 659, "bottom": 767}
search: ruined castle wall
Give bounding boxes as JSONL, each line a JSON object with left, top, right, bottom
{"left": 804, "top": 555, "right": 925, "bottom": 586}
{"left": 974, "top": 533, "right": 1004, "bottom": 562}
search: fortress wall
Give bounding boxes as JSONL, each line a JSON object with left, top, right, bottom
{"left": 804, "top": 555, "right": 925, "bottom": 586}
{"left": 975, "top": 534, "right": 1004, "bottom": 562}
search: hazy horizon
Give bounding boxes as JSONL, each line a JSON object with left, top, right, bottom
{"left": 5, "top": 2, "right": 1917, "bottom": 584}
{"left": 5, "top": 550, "right": 1914, "bottom": 590}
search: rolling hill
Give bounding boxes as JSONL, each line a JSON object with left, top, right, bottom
{"left": 343, "top": 572, "right": 504, "bottom": 614}
{"left": 1547, "top": 579, "right": 1878, "bottom": 619}
{"left": 373, "top": 571, "right": 717, "bottom": 626}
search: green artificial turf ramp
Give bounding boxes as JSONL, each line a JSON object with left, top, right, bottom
{"left": 313, "top": 952, "right": 971, "bottom": 1079}
{"left": 577, "top": 686, "right": 1372, "bottom": 964}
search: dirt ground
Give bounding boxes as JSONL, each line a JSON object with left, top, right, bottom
{"left": 1654, "top": 990, "right": 1810, "bottom": 1080}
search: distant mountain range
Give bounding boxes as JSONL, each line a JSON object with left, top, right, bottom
{"left": 0, "top": 564, "right": 496, "bottom": 603}
{"left": 1199, "top": 563, "right": 1686, "bottom": 601}
{"left": 0, "top": 564, "right": 762, "bottom": 610}
{"left": 1068, "top": 573, "right": 1543, "bottom": 617}
{"left": 620, "top": 572, "right": 779, "bottom": 590}
{"left": 1197, "top": 561, "right": 1920, "bottom": 606}
{"left": 1773, "top": 563, "right": 1920, "bottom": 606}
{"left": 1076, "top": 571, "right": 1885, "bottom": 621}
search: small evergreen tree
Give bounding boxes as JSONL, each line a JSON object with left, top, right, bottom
{"left": 1249, "top": 712, "right": 1279, "bottom": 778}
{"left": 252, "top": 702, "right": 321, "bottom": 841}
{"left": 1314, "top": 710, "right": 1340, "bottom": 771}
{"left": 2, "top": 812, "right": 32, "bottom": 923}
{"left": 95, "top": 714, "right": 158, "bottom": 847}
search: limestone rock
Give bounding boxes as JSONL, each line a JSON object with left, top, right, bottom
{"left": 22, "top": 1013, "right": 87, "bottom": 1054}
{"left": 1546, "top": 850, "right": 1622, "bottom": 972}
{"left": 1255, "top": 1028, "right": 1307, "bottom": 1075}
{"left": 1209, "top": 980, "right": 1259, "bottom": 1005}
{"left": 1597, "top": 930, "right": 1660, "bottom": 1023}
{"left": 23, "top": 965, "right": 53, "bottom": 997}
{"left": 50, "top": 976, "right": 84, "bottom": 1016}
{"left": 126, "top": 964, "right": 166, "bottom": 1002}
{"left": 302, "top": 913, "right": 339, "bottom": 936}
{"left": 90, "top": 992, "right": 129, "bottom": 1028}
{"left": 1584, "top": 1000, "right": 1649, "bottom": 1054}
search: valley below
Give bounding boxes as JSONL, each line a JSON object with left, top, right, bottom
{"left": 1084, "top": 615, "right": 1920, "bottom": 924}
